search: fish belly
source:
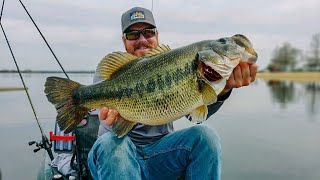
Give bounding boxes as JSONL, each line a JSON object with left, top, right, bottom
{"left": 115, "top": 77, "right": 202, "bottom": 125}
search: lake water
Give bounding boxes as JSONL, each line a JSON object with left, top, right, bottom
{"left": 0, "top": 73, "right": 319, "bottom": 180}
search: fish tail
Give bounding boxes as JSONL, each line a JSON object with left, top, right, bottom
{"left": 44, "top": 76, "right": 89, "bottom": 133}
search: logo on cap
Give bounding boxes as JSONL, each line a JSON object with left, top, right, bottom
{"left": 130, "top": 11, "right": 145, "bottom": 21}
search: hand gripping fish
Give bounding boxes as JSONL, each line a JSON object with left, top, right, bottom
{"left": 44, "top": 34, "right": 258, "bottom": 137}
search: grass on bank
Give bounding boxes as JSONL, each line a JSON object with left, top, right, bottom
{"left": 257, "top": 72, "right": 320, "bottom": 82}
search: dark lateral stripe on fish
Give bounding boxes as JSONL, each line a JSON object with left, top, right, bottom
{"left": 80, "top": 62, "right": 196, "bottom": 101}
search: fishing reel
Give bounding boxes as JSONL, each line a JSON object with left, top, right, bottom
{"left": 28, "top": 135, "right": 54, "bottom": 160}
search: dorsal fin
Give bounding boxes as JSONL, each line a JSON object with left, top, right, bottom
{"left": 144, "top": 44, "right": 171, "bottom": 57}
{"left": 96, "top": 51, "right": 138, "bottom": 80}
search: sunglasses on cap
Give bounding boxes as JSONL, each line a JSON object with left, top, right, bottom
{"left": 124, "top": 28, "right": 157, "bottom": 40}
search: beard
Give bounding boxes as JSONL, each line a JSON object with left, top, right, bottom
{"left": 134, "top": 41, "right": 154, "bottom": 50}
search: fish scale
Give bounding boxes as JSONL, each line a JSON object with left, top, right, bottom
{"left": 113, "top": 77, "right": 202, "bottom": 125}
{"left": 84, "top": 60, "right": 200, "bottom": 125}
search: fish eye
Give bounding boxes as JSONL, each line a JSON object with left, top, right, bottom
{"left": 218, "top": 38, "right": 226, "bottom": 43}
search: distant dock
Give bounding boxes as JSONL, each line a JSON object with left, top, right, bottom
{"left": 0, "top": 87, "right": 26, "bottom": 91}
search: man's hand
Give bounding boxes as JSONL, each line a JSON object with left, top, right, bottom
{"left": 99, "top": 107, "right": 120, "bottom": 126}
{"left": 219, "top": 62, "right": 258, "bottom": 97}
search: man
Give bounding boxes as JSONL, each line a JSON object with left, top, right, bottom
{"left": 88, "top": 7, "right": 257, "bottom": 180}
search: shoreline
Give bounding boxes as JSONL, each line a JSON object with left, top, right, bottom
{"left": 257, "top": 72, "right": 320, "bottom": 82}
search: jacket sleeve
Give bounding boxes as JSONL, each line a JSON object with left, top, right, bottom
{"left": 207, "top": 89, "right": 232, "bottom": 118}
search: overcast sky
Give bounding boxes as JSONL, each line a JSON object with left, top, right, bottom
{"left": 1, "top": 0, "right": 319, "bottom": 71}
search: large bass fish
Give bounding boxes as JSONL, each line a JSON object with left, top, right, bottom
{"left": 45, "top": 34, "right": 257, "bottom": 137}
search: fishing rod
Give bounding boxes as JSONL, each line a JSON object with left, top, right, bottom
{"left": 1, "top": 0, "right": 71, "bottom": 161}
{"left": 0, "top": 0, "right": 54, "bottom": 161}
{"left": 17, "top": 0, "right": 76, "bottom": 161}
{"left": 0, "top": 21, "right": 54, "bottom": 160}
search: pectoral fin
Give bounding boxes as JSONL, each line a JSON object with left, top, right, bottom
{"left": 190, "top": 105, "right": 208, "bottom": 124}
{"left": 202, "top": 82, "right": 217, "bottom": 105}
{"left": 112, "top": 117, "right": 137, "bottom": 138}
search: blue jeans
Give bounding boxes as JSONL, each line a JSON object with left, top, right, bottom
{"left": 87, "top": 125, "right": 221, "bottom": 180}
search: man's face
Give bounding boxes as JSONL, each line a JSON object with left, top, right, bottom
{"left": 122, "top": 22, "right": 159, "bottom": 57}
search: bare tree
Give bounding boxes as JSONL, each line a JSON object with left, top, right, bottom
{"left": 269, "top": 42, "right": 300, "bottom": 71}
{"left": 306, "top": 33, "right": 320, "bottom": 71}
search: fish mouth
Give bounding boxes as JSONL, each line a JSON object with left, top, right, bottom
{"left": 201, "top": 62, "right": 223, "bottom": 82}
{"left": 245, "top": 47, "right": 258, "bottom": 63}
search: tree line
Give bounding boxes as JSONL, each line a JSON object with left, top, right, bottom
{"left": 267, "top": 33, "right": 320, "bottom": 72}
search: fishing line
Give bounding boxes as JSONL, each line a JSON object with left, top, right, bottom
{"left": 151, "top": 0, "right": 153, "bottom": 12}
{"left": 1, "top": 0, "right": 45, "bottom": 134}
{"left": 1, "top": 19, "right": 54, "bottom": 161}
{"left": 0, "top": 0, "right": 4, "bottom": 22}
{"left": 0, "top": 23, "right": 46, "bottom": 136}
{"left": 0, "top": 0, "right": 50, "bottom": 138}
{"left": 0, "top": 0, "right": 71, "bottom": 161}
{"left": 17, "top": 0, "right": 69, "bottom": 79}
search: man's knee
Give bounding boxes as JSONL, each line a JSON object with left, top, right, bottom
{"left": 88, "top": 133, "right": 137, "bottom": 173}
{"left": 91, "top": 132, "right": 135, "bottom": 154}
{"left": 188, "top": 125, "right": 221, "bottom": 151}
{"left": 88, "top": 133, "right": 141, "bottom": 179}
